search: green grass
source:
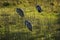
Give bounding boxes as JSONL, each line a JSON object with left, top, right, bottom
{"left": 0, "top": 0, "right": 60, "bottom": 40}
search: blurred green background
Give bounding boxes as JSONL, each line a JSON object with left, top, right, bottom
{"left": 0, "top": 0, "right": 60, "bottom": 40}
